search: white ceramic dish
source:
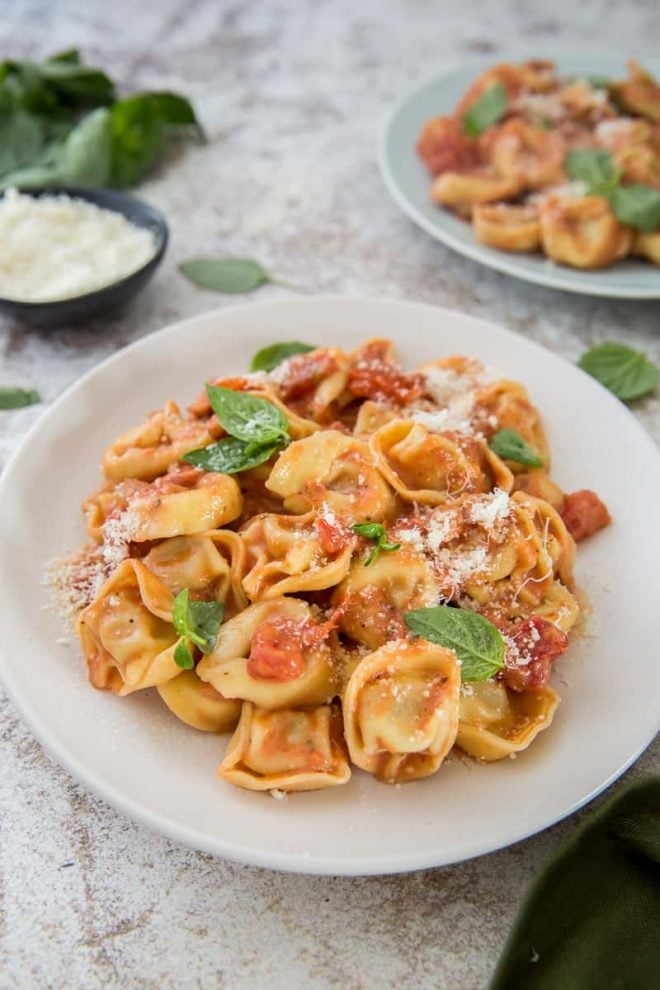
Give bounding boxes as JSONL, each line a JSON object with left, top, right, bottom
{"left": 380, "top": 53, "right": 660, "bottom": 298}
{"left": 1, "top": 297, "right": 658, "bottom": 875}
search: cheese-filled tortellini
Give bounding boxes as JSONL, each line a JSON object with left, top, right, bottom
{"left": 370, "top": 420, "right": 512, "bottom": 505}
{"left": 473, "top": 203, "right": 541, "bottom": 253}
{"left": 196, "top": 597, "right": 342, "bottom": 709}
{"left": 127, "top": 468, "right": 242, "bottom": 542}
{"left": 431, "top": 170, "right": 522, "bottom": 208}
{"left": 266, "top": 430, "right": 396, "bottom": 521}
{"left": 457, "top": 680, "right": 560, "bottom": 760}
{"left": 239, "top": 509, "right": 355, "bottom": 600}
{"left": 77, "top": 559, "right": 179, "bottom": 695}
{"left": 157, "top": 669, "right": 242, "bottom": 733}
{"left": 539, "top": 195, "right": 632, "bottom": 270}
{"left": 102, "top": 401, "right": 217, "bottom": 482}
{"left": 218, "top": 703, "right": 351, "bottom": 792}
{"left": 343, "top": 639, "right": 461, "bottom": 783}
{"left": 143, "top": 530, "right": 248, "bottom": 618}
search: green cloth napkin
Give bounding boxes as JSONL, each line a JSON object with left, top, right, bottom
{"left": 491, "top": 777, "right": 660, "bottom": 990}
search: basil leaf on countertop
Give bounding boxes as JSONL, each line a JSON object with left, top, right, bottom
{"left": 404, "top": 605, "right": 505, "bottom": 682}
{"left": 205, "top": 384, "right": 289, "bottom": 443}
{"left": 578, "top": 342, "right": 658, "bottom": 401}
{"left": 0, "top": 386, "right": 41, "bottom": 409}
{"left": 179, "top": 258, "right": 274, "bottom": 294}
{"left": 490, "top": 428, "right": 544, "bottom": 468}
{"left": 352, "top": 521, "right": 401, "bottom": 567}
{"left": 462, "top": 82, "right": 507, "bottom": 137}
{"left": 251, "top": 341, "right": 315, "bottom": 373}
{"left": 183, "top": 435, "right": 284, "bottom": 474}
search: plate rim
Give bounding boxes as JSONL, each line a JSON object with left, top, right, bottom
{"left": 379, "top": 52, "right": 660, "bottom": 299}
{"left": 1, "top": 295, "right": 659, "bottom": 876}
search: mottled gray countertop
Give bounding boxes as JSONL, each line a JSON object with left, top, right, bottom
{"left": 1, "top": 1, "right": 658, "bottom": 987}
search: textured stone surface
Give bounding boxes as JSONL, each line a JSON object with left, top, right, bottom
{"left": 0, "top": 1, "right": 658, "bottom": 987}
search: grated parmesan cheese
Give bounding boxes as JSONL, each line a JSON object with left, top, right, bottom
{"left": 0, "top": 189, "right": 157, "bottom": 302}
{"left": 468, "top": 489, "right": 511, "bottom": 530}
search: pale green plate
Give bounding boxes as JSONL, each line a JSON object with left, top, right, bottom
{"left": 380, "top": 53, "right": 660, "bottom": 298}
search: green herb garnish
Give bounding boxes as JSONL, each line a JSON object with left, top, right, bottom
{"left": 352, "top": 522, "right": 401, "bottom": 566}
{"left": 0, "top": 49, "right": 201, "bottom": 190}
{"left": 462, "top": 82, "right": 507, "bottom": 137}
{"left": 586, "top": 75, "right": 612, "bottom": 89}
{"left": 183, "top": 384, "right": 291, "bottom": 474}
{"left": 578, "top": 342, "right": 658, "bottom": 402}
{"left": 490, "top": 428, "right": 544, "bottom": 467}
{"left": 179, "top": 258, "right": 280, "bottom": 295}
{"left": 251, "top": 341, "right": 315, "bottom": 372}
{"left": 0, "top": 386, "right": 41, "bottom": 409}
{"left": 565, "top": 149, "right": 660, "bottom": 233}
{"left": 404, "top": 605, "right": 505, "bottom": 681}
{"left": 172, "top": 589, "right": 224, "bottom": 670}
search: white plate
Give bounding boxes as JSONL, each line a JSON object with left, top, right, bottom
{"left": 1, "top": 297, "right": 658, "bottom": 875}
{"left": 380, "top": 53, "right": 660, "bottom": 298}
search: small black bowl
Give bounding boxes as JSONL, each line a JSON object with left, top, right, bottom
{"left": 0, "top": 186, "right": 169, "bottom": 328}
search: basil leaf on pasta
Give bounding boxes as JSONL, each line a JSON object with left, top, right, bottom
{"left": 174, "top": 639, "right": 194, "bottom": 670}
{"left": 205, "top": 384, "right": 289, "bottom": 443}
{"left": 352, "top": 521, "right": 401, "bottom": 566}
{"left": 578, "top": 342, "right": 658, "bottom": 401}
{"left": 172, "top": 588, "right": 223, "bottom": 655}
{"left": 565, "top": 148, "right": 618, "bottom": 194}
{"left": 250, "top": 341, "right": 315, "bottom": 373}
{"left": 183, "top": 436, "right": 283, "bottom": 474}
{"left": 610, "top": 184, "right": 660, "bottom": 234}
{"left": 490, "top": 428, "right": 544, "bottom": 467}
{"left": 0, "top": 386, "right": 41, "bottom": 409}
{"left": 462, "top": 83, "right": 507, "bottom": 137}
{"left": 404, "top": 605, "right": 505, "bottom": 682}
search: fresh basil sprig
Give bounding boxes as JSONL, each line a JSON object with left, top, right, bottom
{"left": 352, "top": 522, "right": 401, "bottom": 566}
{"left": 179, "top": 258, "right": 280, "bottom": 295}
{"left": 578, "top": 342, "right": 658, "bottom": 401}
{"left": 404, "top": 605, "right": 505, "bottom": 682}
{"left": 251, "top": 341, "right": 315, "bottom": 372}
{"left": 183, "top": 384, "right": 291, "bottom": 474}
{"left": 490, "top": 428, "right": 544, "bottom": 468}
{"left": 565, "top": 149, "right": 660, "bottom": 233}
{"left": 172, "top": 588, "right": 224, "bottom": 670}
{"left": 0, "top": 386, "right": 41, "bottom": 409}
{"left": 462, "top": 82, "right": 507, "bottom": 137}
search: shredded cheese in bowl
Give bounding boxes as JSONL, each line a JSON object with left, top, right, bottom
{"left": 0, "top": 189, "right": 159, "bottom": 302}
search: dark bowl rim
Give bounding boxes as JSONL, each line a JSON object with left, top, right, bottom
{"left": 0, "top": 185, "right": 169, "bottom": 312}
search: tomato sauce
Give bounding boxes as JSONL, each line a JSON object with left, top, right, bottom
{"left": 503, "top": 616, "right": 569, "bottom": 692}
{"left": 560, "top": 489, "right": 611, "bottom": 542}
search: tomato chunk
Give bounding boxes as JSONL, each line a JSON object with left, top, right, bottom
{"left": 315, "top": 515, "right": 351, "bottom": 555}
{"left": 247, "top": 619, "right": 307, "bottom": 681}
{"left": 348, "top": 358, "right": 425, "bottom": 406}
{"left": 503, "top": 616, "right": 569, "bottom": 692}
{"left": 561, "top": 489, "right": 611, "bottom": 542}
{"left": 279, "top": 352, "right": 338, "bottom": 403}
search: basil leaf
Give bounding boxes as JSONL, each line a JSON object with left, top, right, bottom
{"left": 179, "top": 258, "right": 272, "bottom": 294}
{"left": 578, "top": 343, "right": 658, "bottom": 401}
{"left": 404, "top": 606, "right": 505, "bottom": 681}
{"left": 610, "top": 184, "right": 660, "bottom": 234}
{"left": 206, "top": 384, "right": 288, "bottom": 443}
{"left": 0, "top": 108, "right": 46, "bottom": 176}
{"left": 174, "top": 639, "right": 194, "bottom": 670}
{"left": 490, "top": 428, "right": 544, "bottom": 467}
{"left": 586, "top": 75, "right": 611, "bottom": 89}
{"left": 352, "top": 522, "right": 400, "bottom": 566}
{"left": 565, "top": 148, "right": 618, "bottom": 194}
{"left": 183, "top": 436, "right": 283, "bottom": 474}
{"left": 0, "top": 386, "right": 41, "bottom": 409}
{"left": 251, "top": 341, "right": 315, "bottom": 373}
{"left": 172, "top": 588, "right": 223, "bottom": 655}
{"left": 462, "top": 83, "right": 507, "bottom": 137}
{"left": 58, "top": 107, "right": 112, "bottom": 185}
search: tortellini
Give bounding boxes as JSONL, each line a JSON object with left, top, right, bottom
{"left": 77, "top": 559, "right": 179, "bottom": 696}
{"left": 266, "top": 431, "right": 395, "bottom": 521}
{"left": 457, "top": 681, "right": 559, "bottom": 761}
{"left": 158, "top": 669, "right": 242, "bottom": 733}
{"left": 196, "top": 597, "right": 342, "bottom": 709}
{"left": 539, "top": 195, "right": 632, "bottom": 270}
{"left": 343, "top": 640, "right": 461, "bottom": 783}
{"left": 219, "top": 703, "right": 351, "bottom": 791}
